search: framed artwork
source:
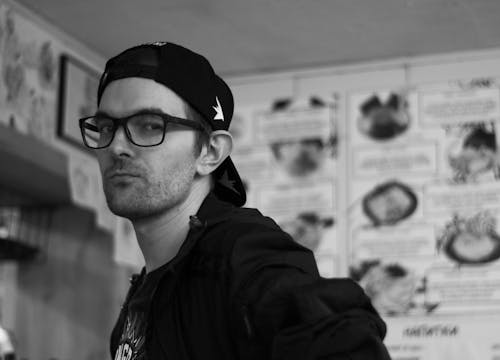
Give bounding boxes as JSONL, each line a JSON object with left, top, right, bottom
{"left": 57, "top": 54, "right": 100, "bottom": 152}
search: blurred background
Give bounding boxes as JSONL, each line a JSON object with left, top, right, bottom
{"left": 1, "top": 0, "right": 500, "bottom": 359}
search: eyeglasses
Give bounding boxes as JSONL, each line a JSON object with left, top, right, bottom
{"left": 79, "top": 110, "right": 206, "bottom": 149}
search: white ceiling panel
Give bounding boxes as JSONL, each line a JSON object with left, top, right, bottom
{"left": 13, "top": 0, "right": 500, "bottom": 76}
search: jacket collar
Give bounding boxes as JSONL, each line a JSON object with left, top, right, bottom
{"left": 195, "top": 192, "right": 237, "bottom": 226}
{"left": 166, "top": 192, "right": 235, "bottom": 271}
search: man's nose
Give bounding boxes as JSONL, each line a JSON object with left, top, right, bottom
{"left": 108, "top": 125, "right": 134, "bottom": 156}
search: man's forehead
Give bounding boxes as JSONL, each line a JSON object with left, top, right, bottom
{"left": 98, "top": 77, "right": 187, "bottom": 117}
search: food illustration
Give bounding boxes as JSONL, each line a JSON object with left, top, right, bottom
{"left": 270, "top": 137, "right": 328, "bottom": 177}
{"left": 437, "top": 211, "right": 500, "bottom": 264}
{"left": 357, "top": 92, "right": 410, "bottom": 141}
{"left": 281, "top": 212, "right": 334, "bottom": 251}
{"left": 350, "top": 260, "right": 439, "bottom": 316}
{"left": 448, "top": 127, "right": 500, "bottom": 183}
{"left": 268, "top": 97, "right": 336, "bottom": 180}
{"left": 362, "top": 180, "right": 418, "bottom": 226}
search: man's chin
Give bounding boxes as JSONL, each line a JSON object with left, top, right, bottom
{"left": 107, "top": 203, "right": 149, "bottom": 220}
{"left": 106, "top": 194, "right": 165, "bottom": 220}
{"left": 105, "top": 192, "right": 145, "bottom": 220}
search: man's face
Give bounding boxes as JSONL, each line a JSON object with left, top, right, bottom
{"left": 96, "top": 77, "right": 201, "bottom": 220}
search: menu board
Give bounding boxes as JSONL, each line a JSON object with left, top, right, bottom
{"left": 232, "top": 76, "right": 500, "bottom": 359}
{"left": 231, "top": 97, "right": 340, "bottom": 277}
{"left": 344, "top": 79, "right": 500, "bottom": 360}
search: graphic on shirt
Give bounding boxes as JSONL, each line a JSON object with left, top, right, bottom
{"left": 115, "top": 311, "right": 147, "bottom": 360}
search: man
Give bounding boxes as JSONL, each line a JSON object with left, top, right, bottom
{"left": 80, "top": 42, "right": 391, "bottom": 360}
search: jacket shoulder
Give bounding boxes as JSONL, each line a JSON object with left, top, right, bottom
{"left": 194, "top": 195, "right": 319, "bottom": 286}
{"left": 197, "top": 205, "right": 289, "bottom": 253}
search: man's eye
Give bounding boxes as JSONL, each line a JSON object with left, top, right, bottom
{"left": 141, "top": 121, "right": 164, "bottom": 131}
{"left": 97, "top": 122, "right": 114, "bottom": 133}
{"left": 131, "top": 114, "right": 165, "bottom": 132}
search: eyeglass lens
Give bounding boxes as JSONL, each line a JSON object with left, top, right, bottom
{"left": 82, "top": 114, "right": 166, "bottom": 148}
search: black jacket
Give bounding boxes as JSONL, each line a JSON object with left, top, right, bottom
{"left": 111, "top": 193, "right": 391, "bottom": 360}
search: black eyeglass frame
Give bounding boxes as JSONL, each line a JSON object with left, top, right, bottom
{"left": 79, "top": 110, "right": 208, "bottom": 149}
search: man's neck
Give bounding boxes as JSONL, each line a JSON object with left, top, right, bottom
{"left": 132, "top": 181, "right": 210, "bottom": 273}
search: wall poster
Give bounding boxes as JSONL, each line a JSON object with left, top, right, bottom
{"left": 345, "top": 79, "right": 500, "bottom": 360}
{"left": 231, "top": 96, "right": 340, "bottom": 277}
{"left": 232, "top": 76, "right": 500, "bottom": 359}
{"left": 0, "top": 3, "right": 59, "bottom": 144}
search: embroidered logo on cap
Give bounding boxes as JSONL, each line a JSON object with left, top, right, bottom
{"left": 143, "top": 41, "right": 168, "bottom": 47}
{"left": 213, "top": 97, "right": 224, "bottom": 121}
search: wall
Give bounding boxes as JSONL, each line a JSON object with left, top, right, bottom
{"left": 4, "top": 0, "right": 500, "bottom": 358}
{"left": 15, "top": 207, "right": 133, "bottom": 360}
{"left": 226, "top": 49, "right": 500, "bottom": 360}
{"left": 0, "top": 1, "right": 134, "bottom": 359}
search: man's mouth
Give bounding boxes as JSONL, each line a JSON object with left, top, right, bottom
{"left": 108, "top": 171, "right": 139, "bottom": 178}
{"left": 105, "top": 171, "right": 142, "bottom": 183}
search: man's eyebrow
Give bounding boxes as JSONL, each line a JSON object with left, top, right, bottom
{"left": 94, "top": 107, "right": 173, "bottom": 118}
{"left": 94, "top": 110, "right": 112, "bottom": 117}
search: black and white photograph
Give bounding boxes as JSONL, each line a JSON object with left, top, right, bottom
{"left": 3, "top": 1, "right": 500, "bottom": 359}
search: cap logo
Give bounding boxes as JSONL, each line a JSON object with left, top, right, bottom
{"left": 213, "top": 97, "right": 224, "bottom": 121}
{"left": 143, "top": 41, "right": 168, "bottom": 47}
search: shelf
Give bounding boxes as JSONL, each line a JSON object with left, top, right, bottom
{"left": 0, "top": 237, "right": 39, "bottom": 261}
{"left": 0, "top": 123, "right": 71, "bottom": 206}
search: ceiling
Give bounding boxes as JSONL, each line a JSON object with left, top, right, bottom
{"left": 14, "top": 0, "right": 500, "bottom": 77}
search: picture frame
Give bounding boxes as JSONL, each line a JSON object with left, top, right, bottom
{"left": 57, "top": 53, "right": 100, "bottom": 153}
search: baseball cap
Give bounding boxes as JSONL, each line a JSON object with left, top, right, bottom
{"left": 97, "top": 42, "right": 246, "bottom": 207}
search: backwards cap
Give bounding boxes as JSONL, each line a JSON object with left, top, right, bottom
{"left": 97, "top": 42, "right": 246, "bottom": 206}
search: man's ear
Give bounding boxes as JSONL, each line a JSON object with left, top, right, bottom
{"left": 196, "top": 130, "right": 233, "bottom": 176}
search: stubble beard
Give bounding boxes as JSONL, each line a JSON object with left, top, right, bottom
{"left": 103, "top": 164, "right": 197, "bottom": 221}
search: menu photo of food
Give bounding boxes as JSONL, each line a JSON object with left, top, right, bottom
{"left": 445, "top": 123, "right": 500, "bottom": 184}
{"left": 436, "top": 211, "right": 500, "bottom": 265}
{"left": 349, "top": 259, "right": 439, "bottom": 317}
{"left": 280, "top": 211, "right": 335, "bottom": 252}
{"left": 361, "top": 180, "right": 419, "bottom": 227}
{"left": 255, "top": 96, "right": 337, "bottom": 184}
{"left": 353, "top": 91, "right": 412, "bottom": 143}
